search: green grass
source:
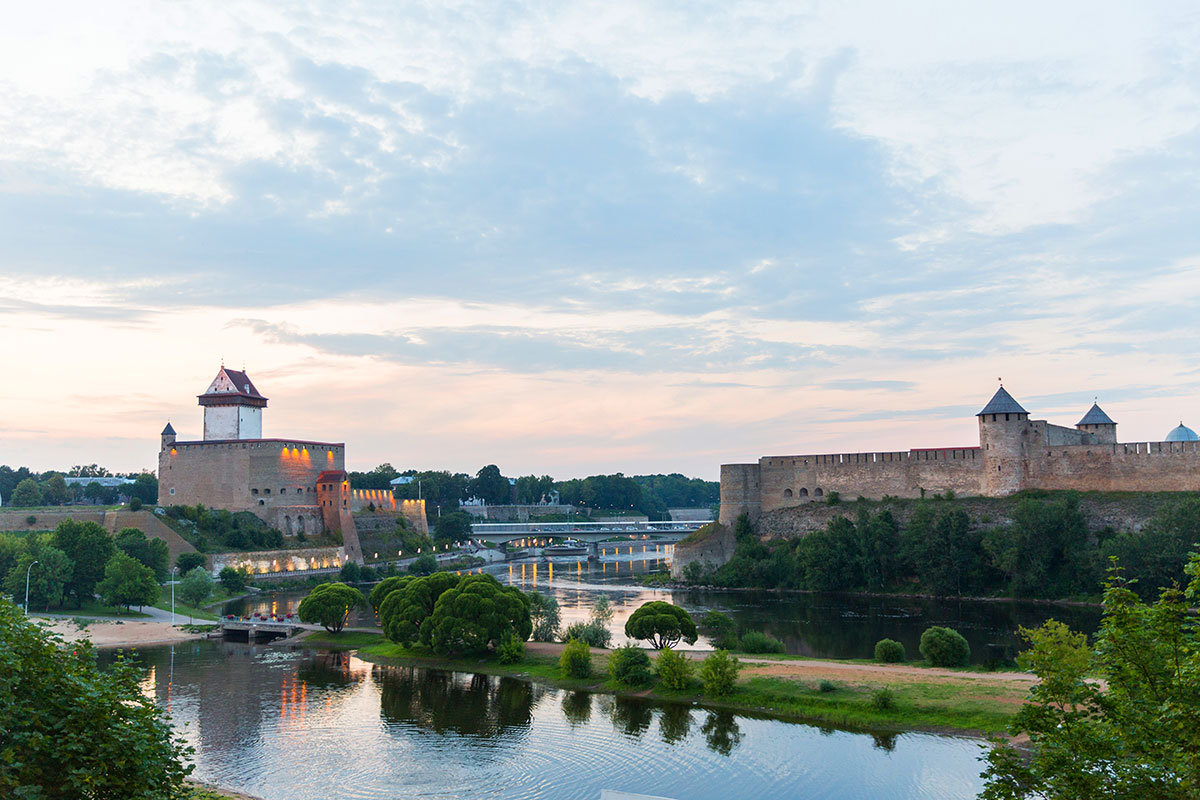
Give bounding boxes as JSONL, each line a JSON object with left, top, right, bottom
{"left": 301, "top": 630, "right": 390, "bottom": 650}
{"left": 55, "top": 600, "right": 152, "bottom": 618}
{"left": 314, "top": 632, "right": 1021, "bottom": 737}
{"left": 153, "top": 599, "right": 219, "bottom": 621}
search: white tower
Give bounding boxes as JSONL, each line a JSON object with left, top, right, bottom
{"left": 198, "top": 366, "right": 268, "bottom": 440}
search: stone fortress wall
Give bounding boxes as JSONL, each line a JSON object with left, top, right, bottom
{"left": 720, "top": 387, "right": 1200, "bottom": 526}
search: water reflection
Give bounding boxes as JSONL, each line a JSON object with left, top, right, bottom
{"left": 104, "top": 641, "right": 986, "bottom": 800}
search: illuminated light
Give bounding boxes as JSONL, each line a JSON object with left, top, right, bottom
{"left": 170, "top": 448, "right": 177, "bottom": 455}
{"left": 292, "top": 448, "right": 299, "bottom": 457}
{"left": 456, "top": 571, "right": 461, "bottom": 576}
{"left": 327, "top": 451, "right": 333, "bottom": 460}
{"left": 301, "top": 448, "right": 309, "bottom": 457}
{"left": 374, "top": 553, "right": 378, "bottom": 559}
{"left": 281, "top": 447, "right": 288, "bottom": 456}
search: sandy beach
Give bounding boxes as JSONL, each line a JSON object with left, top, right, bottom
{"left": 36, "top": 617, "right": 209, "bottom": 649}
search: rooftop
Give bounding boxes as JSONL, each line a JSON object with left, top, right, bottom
{"left": 1077, "top": 402, "right": 1116, "bottom": 426}
{"left": 977, "top": 386, "right": 1028, "bottom": 417}
{"left": 1165, "top": 423, "right": 1199, "bottom": 442}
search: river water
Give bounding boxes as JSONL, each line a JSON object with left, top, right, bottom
{"left": 225, "top": 551, "right": 1102, "bottom": 664}
{"left": 112, "top": 640, "right": 988, "bottom": 799}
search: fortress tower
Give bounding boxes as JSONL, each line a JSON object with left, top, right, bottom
{"left": 978, "top": 385, "right": 1031, "bottom": 496}
{"left": 1076, "top": 402, "right": 1117, "bottom": 444}
{"left": 200, "top": 367, "right": 267, "bottom": 440}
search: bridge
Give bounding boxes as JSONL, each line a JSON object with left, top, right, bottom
{"left": 219, "top": 618, "right": 305, "bottom": 642}
{"left": 468, "top": 520, "right": 705, "bottom": 558}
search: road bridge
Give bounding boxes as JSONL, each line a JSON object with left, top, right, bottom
{"left": 467, "top": 520, "right": 705, "bottom": 559}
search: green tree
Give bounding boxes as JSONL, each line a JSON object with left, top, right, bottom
{"left": 528, "top": 591, "right": 561, "bottom": 642}
{"left": 625, "top": 601, "right": 698, "bottom": 650}
{"left": 11, "top": 478, "right": 42, "bottom": 507}
{"left": 96, "top": 552, "right": 160, "bottom": 611}
{"left": 51, "top": 519, "right": 116, "bottom": 608}
{"left": 297, "top": 582, "right": 365, "bottom": 634}
{"left": 425, "top": 574, "right": 532, "bottom": 657}
{"left": 700, "top": 649, "right": 741, "bottom": 697}
{"left": 177, "top": 566, "right": 212, "bottom": 617}
{"left": 4, "top": 544, "right": 73, "bottom": 611}
{"left": 114, "top": 527, "right": 170, "bottom": 582}
{"left": 560, "top": 638, "right": 593, "bottom": 678}
{"left": 41, "top": 474, "right": 68, "bottom": 506}
{"left": 608, "top": 644, "right": 652, "bottom": 686}
{"left": 368, "top": 575, "right": 410, "bottom": 613}
{"left": 469, "top": 464, "right": 511, "bottom": 505}
{"left": 379, "top": 572, "right": 461, "bottom": 644}
{"left": 339, "top": 561, "right": 362, "bottom": 583}
{"left": 981, "top": 554, "right": 1200, "bottom": 799}
{"left": 218, "top": 565, "right": 246, "bottom": 593}
{"left": 125, "top": 472, "right": 159, "bottom": 504}
{"left": 433, "top": 511, "right": 473, "bottom": 543}
{"left": 175, "top": 552, "right": 206, "bottom": 573}
{"left": 656, "top": 647, "right": 694, "bottom": 690}
{"left": 408, "top": 553, "right": 438, "bottom": 575}
{"left": 919, "top": 626, "right": 970, "bottom": 667}
{"left": 0, "top": 598, "right": 193, "bottom": 797}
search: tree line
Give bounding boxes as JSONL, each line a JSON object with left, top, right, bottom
{"left": 688, "top": 493, "right": 1200, "bottom": 602}
{"left": 0, "top": 464, "right": 157, "bottom": 508}
{"left": 349, "top": 462, "right": 717, "bottom": 521}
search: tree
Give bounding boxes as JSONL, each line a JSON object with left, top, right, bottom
{"left": 115, "top": 528, "right": 170, "bottom": 582}
{"left": 339, "top": 561, "right": 362, "bottom": 583}
{"left": 625, "top": 601, "right": 698, "bottom": 650}
{"left": 528, "top": 591, "right": 561, "bottom": 642}
{"left": 125, "top": 472, "right": 159, "bottom": 504}
{"left": 218, "top": 565, "right": 246, "bottom": 593}
{"left": 51, "top": 519, "right": 116, "bottom": 608}
{"left": 919, "top": 626, "right": 970, "bottom": 667}
{"left": 469, "top": 465, "right": 511, "bottom": 505}
{"left": 515, "top": 475, "right": 556, "bottom": 504}
{"left": 656, "top": 647, "right": 694, "bottom": 690}
{"left": 408, "top": 554, "right": 438, "bottom": 575}
{"left": 3, "top": 544, "right": 73, "bottom": 610}
{"left": 433, "top": 511, "right": 473, "bottom": 543}
{"left": 0, "top": 598, "right": 193, "bottom": 797}
{"left": 83, "top": 480, "right": 117, "bottom": 505}
{"left": 981, "top": 553, "right": 1200, "bottom": 799}
{"left": 177, "top": 567, "right": 212, "bottom": 617}
{"left": 175, "top": 552, "right": 206, "bottom": 574}
{"left": 11, "top": 478, "right": 42, "bottom": 507}
{"left": 96, "top": 552, "right": 159, "bottom": 611}
{"left": 425, "top": 573, "right": 532, "bottom": 657}
{"left": 379, "top": 572, "right": 460, "bottom": 644}
{"left": 41, "top": 474, "right": 68, "bottom": 506}
{"left": 297, "top": 582, "right": 365, "bottom": 634}
{"left": 700, "top": 649, "right": 742, "bottom": 697}
{"left": 608, "top": 644, "right": 652, "bottom": 686}
{"left": 368, "top": 575, "right": 410, "bottom": 613}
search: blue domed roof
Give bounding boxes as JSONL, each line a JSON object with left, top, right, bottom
{"left": 1165, "top": 423, "right": 1199, "bottom": 442}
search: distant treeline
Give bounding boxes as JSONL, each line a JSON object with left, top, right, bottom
{"left": 348, "top": 463, "right": 718, "bottom": 521}
{"left": 0, "top": 464, "right": 157, "bottom": 507}
{"left": 686, "top": 493, "right": 1200, "bottom": 602}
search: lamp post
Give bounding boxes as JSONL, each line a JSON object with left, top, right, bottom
{"left": 24, "top": 560, "right": 39, "bottom": 615}
{"left": 170, "top": 566, "right": 178, "bottom": 626}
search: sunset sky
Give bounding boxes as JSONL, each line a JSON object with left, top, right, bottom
{"left": 3, "top": 2, "right": 1200, "bottom": 479}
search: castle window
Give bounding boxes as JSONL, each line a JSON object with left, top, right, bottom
{"left": 1005, "top": 413, "right": 1010, "bottom": 421}
{"left": 252, "top": 488, "right": 259, "bottom": 495}
{"left": 169, "top": 488, "right": 175, "bottom": 496}
{"left": 799, "top": 488, "right": 809, "bottom": 497}
{"left": 259, "top": 499, "right": 265, "bottom": 506}
{"left": 264, "top": 489, "right": 271, "bottom": 494}
{"left": 814, "top": 488, "right": 824, "bottom": 497}
{"left": 784, "top": 489, "right": 793, "bottom": 498}
{"left": 280, "top": 488, "right": 286, "bottom": 494}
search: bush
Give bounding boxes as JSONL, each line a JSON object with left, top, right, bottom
{"left": 700, "top": 649, "right": 741, "bottom": 697}
{"left": 919, "top": 626, "right": 970, "bottom": 667}
{"left": 655, "top": 647, "right": 694, "bottom": 690}
{"left": 560, "top": 638, "right": 593, "bottom": 678}
{"left": 25, "top": 515, "right": 37, "bottom": 526}
{"left": 497, "top": 634, "right": 525, "bottom": 664}
{"left": 339, "top": 561, "right": 362, "bottom": 583}
{"left": 874, "top": 638, "right": 906, "bottom": 663}
{"left": 175, "top": 552, "right": 206, "bottom": 574}
{"left": 608, "top": 644, "right": 652, "bottom": 686}
{"left": 408, "top": 554, "right": 438, "bottom": 576}
{"left": 563, "top": 620, "right": 611, "bottom": 649}
{"left": 870, "top": 687, "right": 896, "bottom": 710}
{"left": 128, "top": 497, "right": 143, "bottom": 511}
{"left": 818, "top": 680, "right": 837, "bottom": 693}
{"left": 737, "top": 630, "right": 785, "bottom": 654}
{"left": 528, "top": 591, "right": 561, "bottom": 642}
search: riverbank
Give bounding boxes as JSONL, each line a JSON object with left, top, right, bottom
{"left": 298, "top": 631, "right": 1030, "bottom": 737}
{"left": 35, "top": 616, "right": 210, "bottom": 648}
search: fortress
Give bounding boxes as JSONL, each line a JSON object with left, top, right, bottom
{"left": 158, "top": 366, "right": 427, "bottom": 563}
{"left": 719, "top": 386, "right": 1200, "bottom": 526}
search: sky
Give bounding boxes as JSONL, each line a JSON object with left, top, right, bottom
{"left": 3, "top": 1, "right": 1200, "bottom": 480}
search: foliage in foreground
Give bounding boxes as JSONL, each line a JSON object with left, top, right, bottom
{"left": 624, "top": 601, "right": 698, "bottom": 650}
{"left": 298, "top": 582, "right": 365, "bottom": 633}
{"left": 981, "top": 553, "right": 1200, "bottom": 799}
{"left": 0, "top": 597, "right": 193, "bottom": 798}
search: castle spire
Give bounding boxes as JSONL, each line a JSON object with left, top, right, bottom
{"left": 977, "top": 386, "right": 1027, "bottom": 417}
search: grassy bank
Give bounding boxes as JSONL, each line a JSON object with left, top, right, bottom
{"left": 300, "top": 631, "right": 1024, "bottom": 737}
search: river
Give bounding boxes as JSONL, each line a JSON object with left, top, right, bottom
{"left": 224, "top": 551, "right": 1102, "bottom": 664}
{"left": 110, "top": 640, "right": 988, "bottom": 799}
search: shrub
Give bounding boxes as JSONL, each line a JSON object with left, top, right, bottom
{"left": 826, "top": 491, "right": 841, "bottom": 506}
{"left": 738, "top": 630, "right": 785, "bottom": 654}
{"left": 528, "top": 591, "right": 561, "bottom": 642}
{"left": 919, "top": 626, "right": 971, "bottom": 667}
{"left": 218, "top": 565, "right": 246, "bottom": 593}
{"left": 563, "top": 620, "right": 611, "bottom": 649}
{"left": 408, "top": 554, "right": 438, "bottom": 576}
{"left": 874, "top": 638, "right": 906, "bottom": 663}
{"left": 175, "top": 552, "right": 206, "bottom": 574}
{"left": 655, "top": 647, "right": 694, "bottom": 690}
{"left": 25, "top": 515, "right": 36, "bottom": 526}
{"left": 560, "top": 638, "right": 593, "bottom": 678}
{"left": 700, "top": 649, "right": 741, "bottom": 697}
{"left": 871, "top": 687, "right": 896, "bottom": 710}
{"left": 608, "top": 644, "right": 652, "bottom": 686}
{"left": 339, "top": 561, "right": 362, "bottom": 583}
{"left": 818, "top": 680, "right": 837, "bottom": 693}
{"left": 497, "top": 634, "right": 525, "bottom": 664}
{"left": 128, "top": 497, "right": 143, "bottom": 511}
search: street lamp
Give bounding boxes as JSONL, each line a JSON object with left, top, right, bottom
{"left": 170, "top": 566, "right": 178, "bottom": 626}
{"left": 24, "top": 560, "right": 39, "bottom": 615}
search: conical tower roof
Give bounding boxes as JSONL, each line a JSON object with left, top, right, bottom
{"left": 161, "top": 422, "right": 176, "bottom": 435}
{"left": 1077, "top": 402, "right": 1115, "bottom": 426}
{"left": 977, "top": 386, "right": 1028, "bottom": 416}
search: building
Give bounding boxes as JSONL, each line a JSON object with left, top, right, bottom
{"left": 719, "top": 385, "right": 1200, "bottom": 526}
{"left": 158, "top": 366, "right": 364, "bottom": 562}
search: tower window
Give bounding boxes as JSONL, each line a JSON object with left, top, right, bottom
{"left": 169, "top": 488, "right": 175, "bottom": 496}
{"left": 252, "top": 489, "right": 259, "bottom": 495}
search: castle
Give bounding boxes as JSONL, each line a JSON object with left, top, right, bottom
{"left": 719, "top": 386, "right": 1200, "bottom": 526}
{"left": 157, "top": 367, "right": 427, "bottom": 563}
